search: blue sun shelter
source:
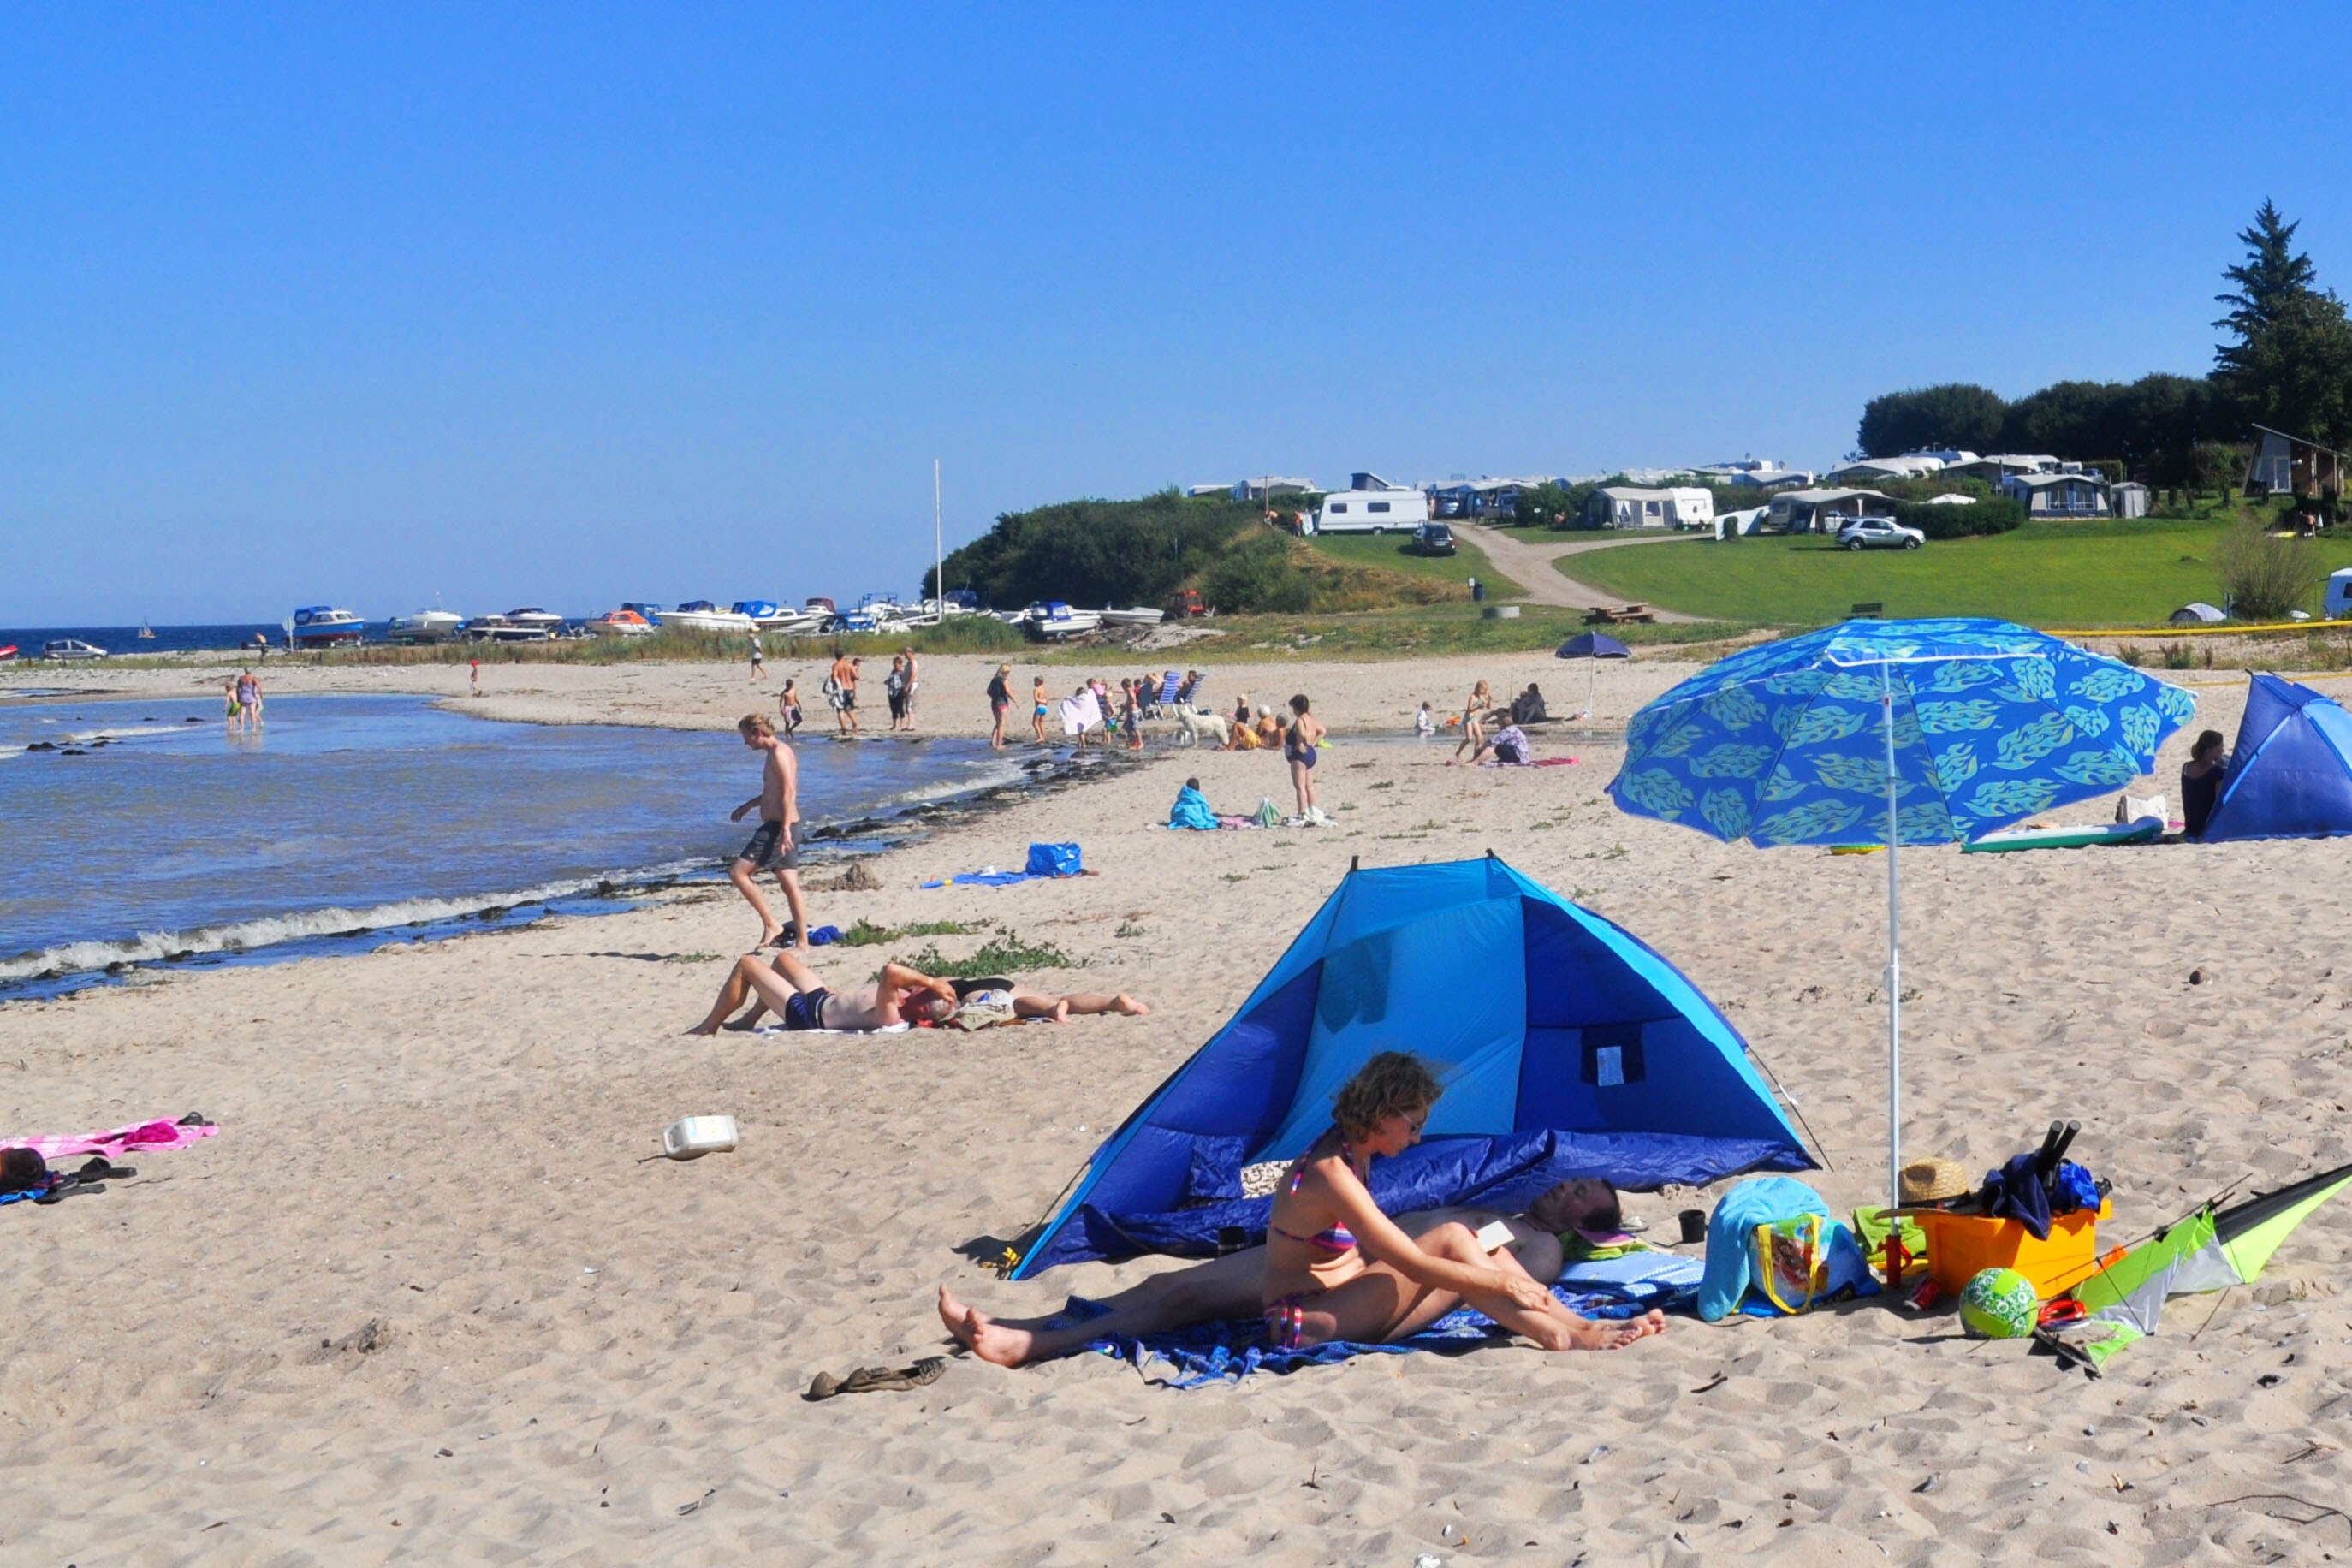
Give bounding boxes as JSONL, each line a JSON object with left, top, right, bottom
{"left": 2201, "top": 673, "right": 2352, "bottom": 841}
{"left": 1007, "top": 855, "right": 1813, "bottom": 1279}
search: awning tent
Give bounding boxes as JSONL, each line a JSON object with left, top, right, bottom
{"left": 1007, "top": 855, "right": 1813, "bottom": 1279}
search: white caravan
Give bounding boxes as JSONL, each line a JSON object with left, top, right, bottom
{"left": 1310, "top": 488, "right": 1429, "bottom": 535}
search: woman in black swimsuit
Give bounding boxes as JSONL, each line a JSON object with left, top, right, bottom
{"left": 1285, "top": 692, "right": 1326, "bottom": 823}
{"left": 2181, "top": 728, "right": 2228, "bottom": 838}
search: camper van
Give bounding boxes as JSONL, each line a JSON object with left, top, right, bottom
{"left": 1310, "top": 487, "right": 1430, "bottom": 536}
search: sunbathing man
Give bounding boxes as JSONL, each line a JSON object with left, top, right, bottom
{"left": 689, "top": 947, "right": 1149, "bottom": 1036}
{"left": 938, "top": 1173, "right": 1642, "bottom": 1367}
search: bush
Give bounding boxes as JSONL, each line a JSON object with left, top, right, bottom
{"left": 2213, "top": 513, "right": 2327, "bottom": 620}
{"left": 1887, "top": 496, "right": 2027, "bottom": 539}
{"left": 935, "top": 490, "right": 1260, "bottom": 609}
{"left": 1197, "top": 532, "right": 1317, "bottom": 613}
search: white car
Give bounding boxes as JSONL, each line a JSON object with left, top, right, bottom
{"left": 1836, "top": 516, "right": 1924, "bottom": 551}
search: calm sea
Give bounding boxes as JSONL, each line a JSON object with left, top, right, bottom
{"left": 0, "top": 693, "right": 1054, "bottom": 999}
{"left": 3, "top": 622, "right": 330, "bottom": 657}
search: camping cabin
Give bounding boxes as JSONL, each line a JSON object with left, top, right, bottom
{"left": 2002, "top": 472, "right": 2112, "bottom": 518}
{"left": 1311, "top": 487, "right": 1429, "bottom": 535}
{"left": 2243, "top": 425, "right": 2348, "bottom": 503}
{"left": 1587, "top": 486, "right": 1714, "bottom": 531}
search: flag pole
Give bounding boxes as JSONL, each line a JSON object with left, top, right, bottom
{"left": 1881, "top": 660, "right": 1904, "bottom": 1217}
{"left": 933, "top": 459, "right": 943, "bottom": 614}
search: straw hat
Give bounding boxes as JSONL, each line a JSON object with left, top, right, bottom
{"left": 1899, "top": 1157, "right": 1974, "bottom": 1206}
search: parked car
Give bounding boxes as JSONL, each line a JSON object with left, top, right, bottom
{"left": 1836, "top": 516, "right": 1924, "bottom": 551}
{"left": 1413, "top": 521, "right": 1458, "bottom": 555}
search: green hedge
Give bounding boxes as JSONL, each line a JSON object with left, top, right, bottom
{"left": 1889, "top": 496, "right": 2026, "bottom": 539}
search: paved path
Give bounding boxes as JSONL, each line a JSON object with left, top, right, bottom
{"left": 1457, "top": 521, "right": 1703, "bottom": 622}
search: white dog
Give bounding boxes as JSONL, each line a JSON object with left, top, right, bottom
{"left": 1173, "top": 706, "right": 1230, "bottom": 749}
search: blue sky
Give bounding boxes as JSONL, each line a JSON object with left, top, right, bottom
{"left": 5, "top": 3, "right": 2348, "bottom": 624}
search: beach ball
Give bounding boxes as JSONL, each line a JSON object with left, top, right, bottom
{"left": 1958, "top": 1267, "right": 2040, "bottom": 1339}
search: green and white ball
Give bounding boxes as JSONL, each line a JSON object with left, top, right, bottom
{"left": 1959, "top": 1267, "right": 2040, "bottom": 1339}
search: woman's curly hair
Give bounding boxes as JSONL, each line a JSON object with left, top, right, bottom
{"left": 1330, "top": 1051, "right": 1441, "bottom": 1138}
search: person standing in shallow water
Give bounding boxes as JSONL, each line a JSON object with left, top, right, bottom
{"left": 987, "top": 663, "right": 1013, "bottom": 749}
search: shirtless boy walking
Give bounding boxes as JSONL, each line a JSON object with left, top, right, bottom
{"left": 727, "top": 714, "right": 811, "bottom": 950}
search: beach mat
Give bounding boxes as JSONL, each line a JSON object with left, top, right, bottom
{"left": 1075, "top": 1279, "right": 1695, "bottom": 1388}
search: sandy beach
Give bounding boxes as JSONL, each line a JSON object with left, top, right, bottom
{"left": 6, "top": 650, "right": 2352, "bottom": 1565}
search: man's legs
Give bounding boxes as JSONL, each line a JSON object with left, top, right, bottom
{"left": 728, "top": 856, "right": 782, "bottom": 947}
{"left": 771, "top": 862, "right": 809, "bottom": 950}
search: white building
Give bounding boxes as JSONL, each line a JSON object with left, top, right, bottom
{"left": 1588, "top": 486, "right": 1715, "bottom": 530}
{"left": 1229, "top": 476, "right": 1319, "bottom": 502}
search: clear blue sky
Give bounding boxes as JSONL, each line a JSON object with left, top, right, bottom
{"left": 5, "top": 3, "right": 2347, "bottom": 624}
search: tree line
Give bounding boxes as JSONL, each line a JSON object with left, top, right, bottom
{"left": 1856, "top": 203, "right": 2352, "bottom": 501}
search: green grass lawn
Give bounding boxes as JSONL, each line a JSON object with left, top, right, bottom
{"left": 1565, "top": 516, "right": 2352, "bottom": 630}
{"left": 1301, "top": 530, "right": 1525, "bottom": 599}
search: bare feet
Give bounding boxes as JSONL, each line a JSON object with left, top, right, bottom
{"left": 1555, "top": 1308, "right": 1668, "bottom": 1351}
{"left": 937, "top": 1286, "right": 1036, "bottom": 1368}
{"left": 1048, "top": 999, "right": 1071, "bottom": 1023}
{"left": 1112, "top": 995, "right": 1150, "bottom": 1016}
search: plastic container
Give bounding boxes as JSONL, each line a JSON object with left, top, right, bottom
{"left": 1915, "top": 1199, "right": 2110, "bottom": 1298}
{"left": 661, "top": 1116, "right": 739, "bottom": 1160}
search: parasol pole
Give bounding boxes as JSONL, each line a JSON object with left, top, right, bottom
{"left": 1880, "top": 660, "right": 1904, "bottom": 1217}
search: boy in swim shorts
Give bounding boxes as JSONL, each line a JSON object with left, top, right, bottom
{"left": 727, "top": 714, "right": 811, "bottom": 950}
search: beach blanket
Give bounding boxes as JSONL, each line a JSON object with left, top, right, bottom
{"left": 1078, "top": 1279, "right": 1696, "bottom": 1387}
{"left": 1, "top": 1117, "right": 217, "bottom": 1162}
{"left": 1060, "top": 692, "right": 1102, "bottom": 736}
{"left": 922, "top": 870, "right": 1036, "bottom": 888}
{"left": 753, "top": 1021, "right": 910, "bottom": 1036}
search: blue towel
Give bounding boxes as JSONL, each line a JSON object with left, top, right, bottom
{"left": 1980, "top": 1153, "right": 2054, "bottom": 1240}
{"left": 1078, "top": 1280, "right": 1695, "bottom": 1388}
{"left": 921, "top": 870, "right": 1037, "bottom": 889}
{"left": 1167, "top": 786, "right": 1217, "bottom": 832}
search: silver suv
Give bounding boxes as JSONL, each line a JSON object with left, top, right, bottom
{"left": 1836, "top": 516, "right": 1924, "bottom": 551}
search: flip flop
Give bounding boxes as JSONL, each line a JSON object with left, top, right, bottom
{"left": 804, "top": 1357, "right": 946, "bottom": 1400}
{"left": 75, "top": 1158, "right": 136, "bottom": 1182}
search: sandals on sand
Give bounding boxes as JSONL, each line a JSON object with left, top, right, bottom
{"left": 805, "top": 1357, "right": 946, "bottom": 1401}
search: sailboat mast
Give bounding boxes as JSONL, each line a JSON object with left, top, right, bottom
{"left": 933, "top": 458, "right": 943, "bottom": 612}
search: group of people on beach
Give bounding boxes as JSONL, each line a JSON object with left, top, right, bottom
{"left": 710, "top": 681, "right": 1660, "bottom": 1371}
{"left": 221, "top": 668, "right": 264, "bottom": 731}
{"left": 784, "top": 646, "right": 927, "bottom": 738}
{"left": 1434, "top": 677, "right": 1552, "bottom": 766}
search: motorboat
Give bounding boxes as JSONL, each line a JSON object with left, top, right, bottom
{"left": 1023, "top": 602, "right": 1104, "bottom": 640}
{"left": 461, "top": 615, "right": 549, "bottom": 643}
{"left": 621, "top": 602, "right": 665, "bottom": 626}
{"left": 42, "top": 638, "right": 109, "bottom": 661}
{"left": 0, "top": 644, "right": 17, "bottom": 661}
{"left": 585, "top": 608, "right": 656, "bottom": 637}
{"left": 804, "top": 597, "right": 836, "bottom": 617}
{"left": 288, "top": 607, "right": 365, "bottom": 648}
{"left": 732, "top": 599, "right": 823, "bottom": 633}
{"left": 661, "top": 600, "right": 757, "bottom": 634}
{"left": 389, "top": 609, "right": 466, "bottom": 644}
{"left": 1098, "top": 606, "right": 1167, "bottom": 628}
{"left": 503, "top": 607, "right": 566, "bottom": 634}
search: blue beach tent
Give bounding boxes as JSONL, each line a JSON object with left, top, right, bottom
{"left": 1007, "top": 855, "right": 1814, "bottom": 1279}
{"left": 2201, "top": 673, "right": 2352, "bottom": 841}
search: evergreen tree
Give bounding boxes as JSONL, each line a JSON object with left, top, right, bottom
{"left": 2212, "top": 200, "right": 2352, "bottom": 443}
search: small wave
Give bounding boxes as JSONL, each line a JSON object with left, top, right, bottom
{"left": 0, "top": 862, "right": 710, "bottom": 983}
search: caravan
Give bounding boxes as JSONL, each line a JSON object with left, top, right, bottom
{"left": 1310, "top": 488, "right": 1429, "bottom": 536}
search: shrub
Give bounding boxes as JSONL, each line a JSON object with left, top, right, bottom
{"left": 2212, "top": 513, "right": 2326, "bottom": 620}
{"left": 1887, "top": 496, "right": 2027, "bottom": 539}
{"left": 1198, "top": 532, "right": 1317, "bottom": 613}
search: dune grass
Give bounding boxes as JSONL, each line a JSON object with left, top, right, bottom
{"left": 1565, "top": 515, "right": 2352, "bottom": 630}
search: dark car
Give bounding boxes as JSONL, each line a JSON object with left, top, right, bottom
{"left": 1414, "top": 521, "right": 1458, "bottom": 555}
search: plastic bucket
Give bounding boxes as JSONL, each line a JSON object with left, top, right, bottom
{"left": 1916, "top": 1199, "right": 2109, "bottom": 1298}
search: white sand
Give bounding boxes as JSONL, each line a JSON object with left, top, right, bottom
{"left": 4, "top": 652, "right": 2350, "bottom": 1562}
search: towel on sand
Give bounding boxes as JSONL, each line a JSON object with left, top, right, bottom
{"left": 1076, "top": 1279, "right": 1695, "bottom": 1387}
{"left": 1, "top": 1118, "right": 217, "bottom": 1163}
{"left": 1167, "top": 785, "right": 1217, "bottom": 831}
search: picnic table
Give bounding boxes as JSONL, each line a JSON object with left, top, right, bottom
{"left": 1584, "top": 603, "right": 1657, "bottom": 626}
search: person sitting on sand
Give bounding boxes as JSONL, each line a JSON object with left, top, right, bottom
{"left": 938, "top": 1171, "right": 1654, "bottom": 1367}
{"left": 1255, "top": 705, "right": 1284, "bottom": 748}
{"left": 1469, "top": 720, "right": 1531, "bottom": 766}
{"left": 1256, "top": 1052, "right": 1664, "bottom": 1352}
{"left": 690, "top": 947, "right": 1147, "bottom": 1036}
{"left": 2182, "top": 728, "right": 2229, "bottom": 839}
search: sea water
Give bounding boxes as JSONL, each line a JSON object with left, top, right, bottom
{"left": 0, "top": 694, "right": 1045, "bottom": 997}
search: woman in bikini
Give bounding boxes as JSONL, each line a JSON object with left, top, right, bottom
{"left": 1449, "top": 680, "right": 1492, "bottom": 764}
{"left": 1262, "top": 1052, "right": 1665, "bottom": 1352}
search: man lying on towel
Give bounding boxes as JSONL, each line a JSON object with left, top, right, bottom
{"left": 937, "top": 1176, "right": 1628, "bottom": 1367}
{"left": 688, "top": 947, "right": 1149, "bottom": 1036}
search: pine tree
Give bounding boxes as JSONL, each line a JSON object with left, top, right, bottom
{"left": 2212, "top": 201, "right": 2352, "bottom": 444}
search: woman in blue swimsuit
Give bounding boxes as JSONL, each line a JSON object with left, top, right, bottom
{"left": 1284, "top": 693, "right": 1326, "bottom": 823}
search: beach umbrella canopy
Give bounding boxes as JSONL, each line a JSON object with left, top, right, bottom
{"left": 1556, "top": 633, "right": 1631, "bottom": 659}
{"left": 1607, "top": 617, "right": 2196, "bottom": 1209}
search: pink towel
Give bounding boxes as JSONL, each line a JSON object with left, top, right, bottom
{"left": 0, "top": 1118, "right": 218, "bottom": 1161}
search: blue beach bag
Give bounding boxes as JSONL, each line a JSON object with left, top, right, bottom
{"left": 1025, "top": 842, "right": 1084, "bottom": 877}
